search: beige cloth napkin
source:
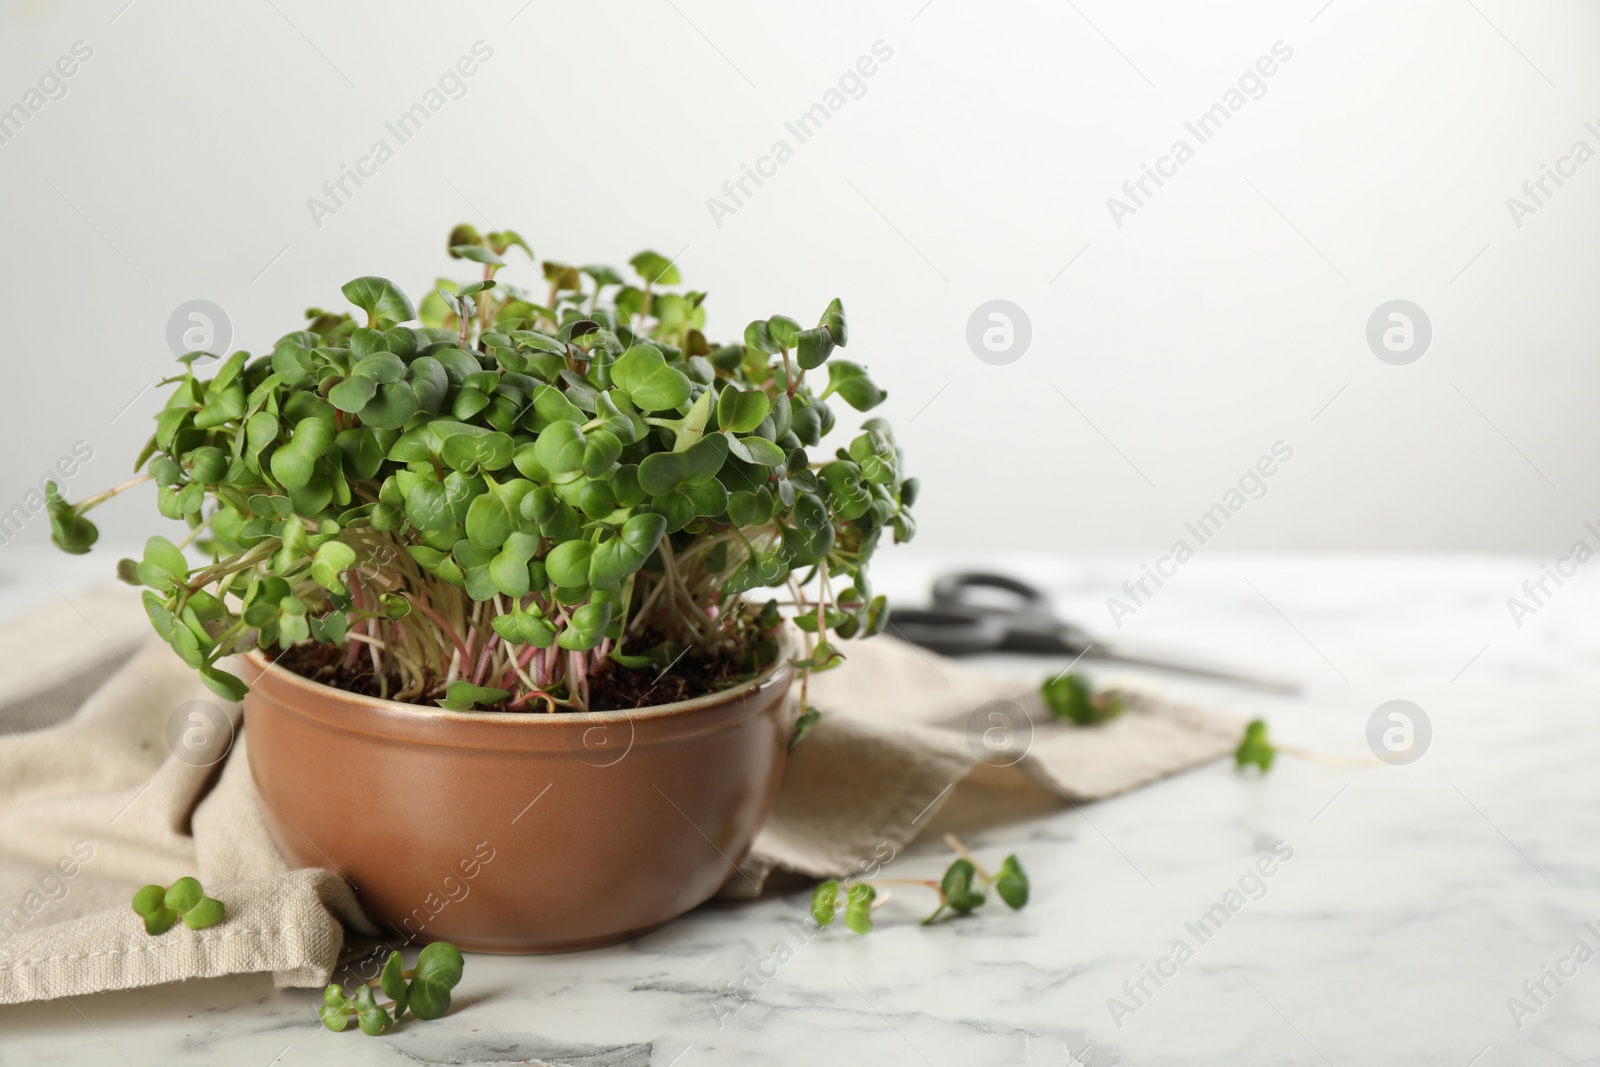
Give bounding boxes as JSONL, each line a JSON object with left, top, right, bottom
{"left": 0, "top": 584, "right": 1241, "bottom": 1004}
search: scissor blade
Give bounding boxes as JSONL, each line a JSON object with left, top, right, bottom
{"left": 1086, "top": 642, "right": 1301, "bottom": 694}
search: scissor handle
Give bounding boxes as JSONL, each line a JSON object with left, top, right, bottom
{"left": 931, "top": 572, "right": 1047, "bottom": 613}
{"left": 929, "top": 571, "right": 1090, "bottom": 655}
{"left": 883, "top": 607, "right": 1007, "bottom": 656}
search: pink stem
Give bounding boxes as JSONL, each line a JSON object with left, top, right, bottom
{"left": 404, "top": 594, "right": 472, "bottom": 667}
{"left": 342, "top": 576, "right": 366, "bottom": 669}
{"left": 473, "top": 635, "right": 499, "bottom": 686}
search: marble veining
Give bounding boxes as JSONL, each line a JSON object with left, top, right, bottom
{"left": 2, "top": 549, "right": 1598, "bottom": 1065}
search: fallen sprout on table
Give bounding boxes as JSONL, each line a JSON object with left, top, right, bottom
{"left": 809, "top": 836, "right": 1029, "bottom": 933}
{"left": 131, "top": 876, "right": 225, "bottom": 935}
{"left": 1040, "top": 671, "right": 1125, "bottom": 725}
{"left": 1235, "top": 718, "right": 1277, "bottom": 772}
{"left": 320, "top": 942, "right": 464, "bottom": 1036}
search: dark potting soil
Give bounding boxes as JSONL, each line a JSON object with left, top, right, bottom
{"left": 267, "top": 637, "right": 750, "bottom": 712}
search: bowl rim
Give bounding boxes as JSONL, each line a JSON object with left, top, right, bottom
{"left": 240, "top": 626, "right": 795, "bottom": 725}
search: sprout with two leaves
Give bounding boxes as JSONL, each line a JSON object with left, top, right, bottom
{"left": 810, "top": 836, "right": 1030, "bottom": 933}
{"left": 321, "top": 943, "right": 464, "bottom": 1036}
{"left": 130, "top": 876, "right": 224, "bottom": 935}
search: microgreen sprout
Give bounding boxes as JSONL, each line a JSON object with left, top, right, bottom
{"left": 1235, "top": 718, "right": 1277, "bottom": 772}
{"left": 48, "top": 225, "right": 914, "bottom": 713}
{"left": 810, "top": 835, "right": 1030, "bottom": 933}
{"left": 320, "top": 942, "right": 464, "bottom": 1036}
{"left": 1041, "top": 671, "right": 1124, "bottom": 725}
{"left": 130, "top": 876, "right": 225, "bottom": 934}
{"left": 788, "top": 704, "right": 822, "bottom": 749}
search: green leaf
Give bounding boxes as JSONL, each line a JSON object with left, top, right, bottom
{"left": 45, "top": 482, "right": 98, "bottom": 554}
{"left": 131, "top": 885, "right": 166, "bottom": 917}
{"left": 557, "top": 601, "right": 613, "bottom": 651}
{"left": 142, "top": 908, "right": 179, "bottom": 935}
{"left": 354, "top": 984, "right": 395, "bottom": 1035}
{"left": 611, "top": 345, "right": 691, "bottom": 411}
{"left": 819, "top": 463, "right": 870, "bottom": 521}
{"left": 269, "top": 417, "right": 335, "bottom": 489}
{"left": 1043, "top": 673, "right": 1110, "bottom": 725}
{"left": 543, "top": 260, "right": 581, "bottom": 291}
{"left": 522, "top": 487, "right": 580, "bottom": 541}
{"left": 926, "top": 859, "right": 985, "bottom": 924}
{"left": 379, "top": 950, "right": 409, "bottom": 1019}
{"left": 341, "top": 276, "right": 416, "bottom": 328}
{"left": 587, "top": 513, "right": 667, "bottom": 588}
{"left": 309, "top": 610, "right": 351, "bottom": 644}
{"left": 725, "top": 433, "right": 786, "bottom": 467}
{"left": 199, "top": 666, "right": 249, "bottom": 702}
{"left": 338, "top": 428, "right": 387, "bottom": 481}
{"left": 408, "top": 355, "right": 449, "bottom": 413}
{"left": 1235, "top": 719, "right": 1276, "bottom": 773}
{"left": 181, "top": 895, "right": 225, "bottom": 929}
{"left": 821, "top": 297, "right": 848, "bottom": 347}
{"left": 311, "top": 541, "right": 357, "bottom": 594}
{"left": 637, "top": 435, "right": 726, "bottom": 496}
{"left": 320, "top": 985, "right": 352, "bottom": 1031}
{"left": 844, "top": 883, "right": 876, "bottom": 934}
{"left": 811, "top": 881, "right": 839, "bottom": 926}
{"left": 723, "top": 551, "right": 787, "bottom": 596}
{"left": 330, "top": 352, "right": 406, "bottom": 413}
{"left": 465, "top": 493, "right": 513, "bottom": 550}
{"left": 534, "top": 420, "right": 587, "bottom": 474}
{"left": 489, "top": 230, "right": 531, "bottom": 258}
{"left": 405, "top": 480, "right": 453, "bottom": 532}
{"left": 849, "top": 429, "right": 896, "bottom": 484}
{"left": 820, "top": 360, "right": 886, "bottom": 411}
{"left": 994, "top": 854, "right": 1029, "bottom": 909}
{"left": 767, "top": 315, "right": 801, "bottom": 350}
{"left": 245, "top": 412, "right": 280, "bottom": 457}
{"left": 789, "top": 705, "right": 821, "bottom": 749}
{"left": 450, "top": 244, "right": 505, "bottom": 266}
{"left": 143, "top": 536, "right": 188, "bottom": 583}
{"left": 651, "top": 479, "right": 728, "bottom": 533}
{"left": 187, "top": 446, "right": 228, "bottom": 484}
{"left": 358, "top": 380, "right": 421, "bottom": 430}
{"left": 629, "top": 250, "right": 681, "bottom": 285}
{"left": 164, "top": 876, "right": 204, "bottom": 912}
{"left": 581, "top": 428, "right": 623, "bottom": 477}
{"left": 716, "top": 386, "right": 771, "bottom": 434}
{"left": 545, "top": 540, "right": 594, "bottom": 589}
{"left": 448, "top": 223, "right": 483, "bottom": 252}
{"left": 727, "top": 487, "right": 774, "bottom": 527}
{"left": 531, "top": 383, "right": 585, "bottom": 427}
{"left": 439, "top": 682, "right": 510, "bottom": 712}
{"left": 488, "top": 550, "right": 532, "bottom": 598}
{"left": 795, "top": 326, "right": 834, "bottom": 370}
{"left": 744, "top": 318, "right": 778, "bottom": 354}
{"left": 407, "top": 941, "right": 465, "bottom": 1020}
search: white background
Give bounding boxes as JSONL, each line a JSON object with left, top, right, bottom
{"left": 1, "top": 0, "right": 1597, "bottom": 558}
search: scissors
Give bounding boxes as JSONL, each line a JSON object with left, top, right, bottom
{"left": 886, "top": 572, "right": 1300, "bottom": 694}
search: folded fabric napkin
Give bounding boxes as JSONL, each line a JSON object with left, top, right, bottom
{"left": 0, "top": 584, "right": 1241, "bottom": 1004}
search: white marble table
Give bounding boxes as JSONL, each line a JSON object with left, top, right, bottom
{"left": 2, "top": 548, "right": 1597, "bottom": 1066}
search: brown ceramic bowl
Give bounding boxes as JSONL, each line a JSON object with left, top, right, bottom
{"left": 240, "top": 648, "right": 797, "bottom": 953}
